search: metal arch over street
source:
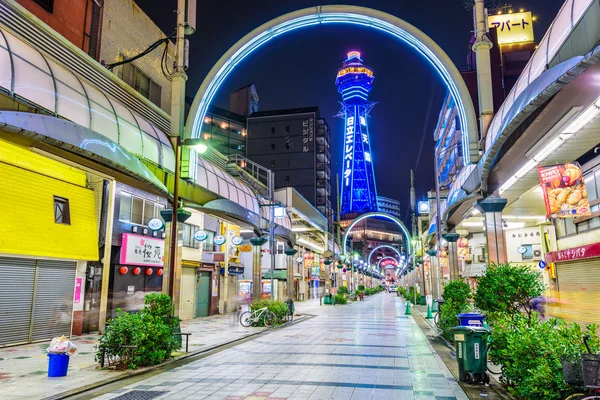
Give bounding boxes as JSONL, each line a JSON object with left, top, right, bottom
{"left": 368, "top": 245, "right": 402, "bottom": 265}
{"left": 341, "top": 212, "right": 412, "bottom": 256}
{"left": 185, "top": 5, "right": 480, "bottom": 170}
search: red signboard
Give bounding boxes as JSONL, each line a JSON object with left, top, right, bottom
{"left": 544, "top": 242, "right": 600, "bottom": 263}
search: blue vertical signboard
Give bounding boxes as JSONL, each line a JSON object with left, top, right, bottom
{"left": 336, "top": 51, "right": 378, "bottom": 215}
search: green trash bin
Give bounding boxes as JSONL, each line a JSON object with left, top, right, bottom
{"left": 453, "top": 325, "right": 490, "bottom": 384}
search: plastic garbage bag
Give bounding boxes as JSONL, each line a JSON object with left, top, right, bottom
{"left": 48, "top": 336, "right": 78, "bottom": 356}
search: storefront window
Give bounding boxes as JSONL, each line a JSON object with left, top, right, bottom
{"left": 585, "top": 172, "right": 597, "bottom": 201}
{"left": 182, "top": 224, "right": 201, "bottom": 249}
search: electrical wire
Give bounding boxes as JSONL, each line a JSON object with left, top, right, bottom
{"left": 105, "top": 32, "right": 175, "bottom": 72}
{"left": 414, "top": 83, "right": 436, "bottom": 172}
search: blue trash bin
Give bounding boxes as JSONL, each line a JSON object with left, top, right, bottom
{"left": 457, "top": 313, "right": 486, "bottom": 327}
{"left": 48, "top": 353, "right": 69, "bottom": 377}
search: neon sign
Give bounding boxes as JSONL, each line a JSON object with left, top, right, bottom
{"left": 344, "top": 116, "right": 355, "bottom": 186}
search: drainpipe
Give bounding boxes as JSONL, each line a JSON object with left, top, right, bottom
{"left": 473, "top": 0, "right": 494, "bottom": 139}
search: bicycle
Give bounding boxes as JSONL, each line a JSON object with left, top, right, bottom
{"left": 563, "top": 335, "right": 600, "bottom": 400}
{"left": 434, "top": 298, "right": 444, "bottom": 329}
{"left": 239, "top": 307, "right": 276, "bottom": 328}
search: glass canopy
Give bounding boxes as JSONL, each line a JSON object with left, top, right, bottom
{"left": 0, "top": 28, "right": 174, "bottom": 172}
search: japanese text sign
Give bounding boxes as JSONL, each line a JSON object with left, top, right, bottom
{"left": 538, "top": 163, "right": 591, "bottom": 219}
{"left": 120, "top": 233, "right": 164, "bottom": 267}
{"left": 545, "top": 242, "right": 600, "bottom": 263}
{"left": 488, "top": 11, "right": 534, "bottom": 45}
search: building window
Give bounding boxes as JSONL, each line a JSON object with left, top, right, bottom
{"left": 53, "top": 196, "right": 70, "bottom": 224}
{"left": 285, "top": 159, "right": 290, "bottom": 166}
{"left": 33, "top": 0, "right": 54, "bottom": 12}
{"left": 271, "top": 160, "right": 275, "bottom": 168}
{"left": 182, "top": 224, "right": 201, "bottom": 249}
{"left": 119, "top": 192, "right": 164, "bottom": 226}
{"left": 271, "top": 127, "right": 275, "bottom": 134}
{"left": 285, "top": 176, "right": 290, "bottom": 183}
{"left": 286, "top": 142, "right": 290, "bottom": 150}
{"left": 271, "top": 144, "right": 275, "bottom": 150}
{"left": 285, "top": 126, "right": 290, "bottom": 133}
{"left": 121, "top": 63, "right": 162, "bottom": 107}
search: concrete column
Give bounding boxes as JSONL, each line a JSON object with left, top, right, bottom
{"left": 426, "top": 249, "right": 440, "bottom": 300}
{"left": 250, "top": 237, "right": 267, "bottom": 301}
{"left": 285, "top": 248, "right": 298, "bottom": 300}
{"left": 443, "top": 233, "right": 460, "bottom": 280}
{"left": 473, "top": 0, "right": 494, "bottom": 137}
{"left": 474, "top": 196, "right": 508, "bottom": 265}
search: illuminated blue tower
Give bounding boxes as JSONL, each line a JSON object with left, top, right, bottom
{"left": 336, "top": 51, "right": 378, "bottom": 215}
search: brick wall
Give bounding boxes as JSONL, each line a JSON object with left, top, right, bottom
{"left": 16, "top": 0, "right": 93, "bottom": 52}
{"left": 99, "top": 0, "right": 174, "bottom": 114}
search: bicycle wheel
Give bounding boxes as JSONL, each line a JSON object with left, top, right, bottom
{"left": 239, "top": 311, "right": 252, "bottom": 327}
{"left": 263, "top": 311, "right": 276, "bottom": 327}
{"left": 577, "top": 394, "right": 600, "bottom": 400}
{"left": 564, "top": 394, "right": 586, "bottom": 400}
{"left": 434, "top": 312, "right": 441, "bottom": 328}
{"left": 486, "top": 343, "right": 502, "bottom": 374}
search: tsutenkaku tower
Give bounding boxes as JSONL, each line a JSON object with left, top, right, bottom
{"left": 336, "top": 51, "right": 378, "bottom": 216}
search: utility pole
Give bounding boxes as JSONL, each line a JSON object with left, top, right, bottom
{"left": 473, "top": 0, "right": 494, "bottom": 138}
{"left": 434, "top": 148, "right": 443, "bottom": 298}
{"left": 165, "top": 0, "right": 189, "bottom": 313}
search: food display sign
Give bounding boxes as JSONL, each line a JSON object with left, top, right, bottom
{"left": 457, "top": 237, "right": 470, "bottom": 260}
{"left": 538, "top": 163, "right": 591, "bottom": 219}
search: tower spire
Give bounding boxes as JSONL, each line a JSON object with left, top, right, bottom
{"left": 336, "top": 51, "right": 378, "bottom": 216}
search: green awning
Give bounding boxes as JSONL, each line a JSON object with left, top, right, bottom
{"left": 262, "top": 270, "right": 288, "bottom": 280}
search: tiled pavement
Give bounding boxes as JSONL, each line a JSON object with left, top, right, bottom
{"left": 0, "top": 311, "right": 266, "bottom": 400}
{"left": 96, "top": 294, "right": 468, "bottom": 400}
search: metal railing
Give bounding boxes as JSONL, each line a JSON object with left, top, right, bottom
{"left": 226, "top": 154, "right": 271, "bottom": 198}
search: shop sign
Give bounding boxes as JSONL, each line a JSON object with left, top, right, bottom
{"left": 380, "top": 258, "right": 398, "bottom": 268}
{"left": 147, "top": 218, "right": 164, "bottom": 231}
{"left": 538, "top": 163, "right": 591, "bottom": 219}
{"left": 74, "top": 277, "right": 82, "bottom": 304}
{"left": 457, "top": 237, "right": 470, "bottom": 260}
{"left": 488, "top": 11, "right": 534, "bottom": 45}
{"left": 240, "top": 244, "right": 252, "bottom": 253}
{"left": 194, "top": 230, "right": 208, "bottom": 241}
{"left": 120, "top": 233, "right": 164, "bottom": 267}
{"left": 517, "top": 246, "right": 528, "bottom": 254}
{"left": 231, "top": 236, "right": 244, "bottom": 246}
{"left": 545, "top": 242, "right": 600, "bottom": 263}
{"left": 214, "top": 235, "right": 226, "bottom": 245}
{"left": 296, "top": 256, "right": 304, "bottom": 263}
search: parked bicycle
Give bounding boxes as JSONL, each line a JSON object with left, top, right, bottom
{"left": 563, "top": 335, "right": 600, "bottom": 400}
{"left": 239, "top": 307, "right": 276, "bottom": 328}
{"left": 434, "top": 298, "right": 444, "bottom": 329}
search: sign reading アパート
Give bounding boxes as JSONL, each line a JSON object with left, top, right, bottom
{"left": 488, "top": 11, "right": 534, "bottom": 45}
{"left": 538, "top": 163, "right": 591, "bottom": 219}
{"left": 120, "top": 233, "right": 164, "bottom": 267}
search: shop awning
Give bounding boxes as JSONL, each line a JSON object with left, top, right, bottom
{"left": 262, "top": 269, "right": 288, "bottom": 280}
{"left": 187, "top": 199, "right": 261, "bottom": 233}
{"left": 0, "top": 111, "right": 169, "bottom": 195}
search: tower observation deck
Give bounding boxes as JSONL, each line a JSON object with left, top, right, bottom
{"left": 336, "top": 51, "right": 378, "bottom": 216}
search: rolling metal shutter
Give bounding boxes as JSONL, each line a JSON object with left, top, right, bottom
{"left": 31, "top": 260, "right": 76, "bottom": 342}
{"left": 556, "top": 259, "right": 600, "bottom": 327}
{"left": 0, "top": 257, "right": 35, "bottom": 346}
{"left": 0, "top": 257, "right": 76, "bottom": 346}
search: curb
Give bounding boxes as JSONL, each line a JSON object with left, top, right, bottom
{"left": 44, "top": 315, "right": 313, "bottom": 400}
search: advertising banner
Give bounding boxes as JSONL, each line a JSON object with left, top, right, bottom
{"left": 538, "top": 163, "right": 591, "bottom": 219}
{"left": 457, "top": 237, "right": 470, "bottom": 260}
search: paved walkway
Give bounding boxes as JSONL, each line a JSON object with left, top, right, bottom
{"left": 0, "top": 312, "right": 267, "bottom": 400}
{"left": 95, "top": 294, "right": 468, "bottom": 400}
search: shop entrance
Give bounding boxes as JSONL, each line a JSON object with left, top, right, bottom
{"left": 195, "top": 271, "right": 211, "bottom": 318}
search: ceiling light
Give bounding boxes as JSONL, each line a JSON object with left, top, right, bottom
{"left": 462, "top": 222, "right": 484, "bottom": 227}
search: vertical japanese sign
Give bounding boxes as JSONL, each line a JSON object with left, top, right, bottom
{"left": 302, "top": 117, "right": 314, "bottom": 152}
{"left": 488, "top": 11, "right": 534, "bottom": 45}
{"left": 74, "top": 277, "right": 82, "bottom": 304}
{"left": 343, "top": 115, "right": 355, "bottom": 186}
{"left": 538, "top": 163, "right": 591, "bottom": 219}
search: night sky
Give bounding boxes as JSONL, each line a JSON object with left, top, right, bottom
{"left": 140, "top": 0, "right": 564, "bottom": 223}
